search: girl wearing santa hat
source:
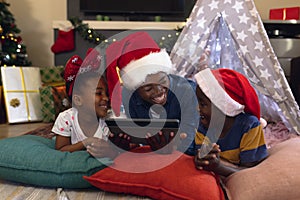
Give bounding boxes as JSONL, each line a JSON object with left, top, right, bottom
{"left": 193, "top": 68, "right": 268, "bottom": 177}
{"left": 52, "top": 49, "right": 130, "bottom": 159}
{"left": 106, "top": 31, "right": 199, "bottom": 155}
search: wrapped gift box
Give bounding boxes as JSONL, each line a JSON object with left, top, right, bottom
{"left": 39, "top": 84, "right": 71, "bottom": 122}
{"left": 1, "top": 66, "right": 43, "bottom": 123}
{"left": 269, "top": 7, "right": 300, "bottom": 20}
{"left": 40, "top": 65, "right": 65, "bottom": 84}
{"left": 0, "top": 86, "right": 6, "bottom": 123}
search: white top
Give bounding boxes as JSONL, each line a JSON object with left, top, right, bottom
{"left": 52, "top": 108, "right": 109, "bottom": 144}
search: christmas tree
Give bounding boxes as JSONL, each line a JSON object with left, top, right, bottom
{"left": 0, "top": 2, "right": 31, "bottom": 66}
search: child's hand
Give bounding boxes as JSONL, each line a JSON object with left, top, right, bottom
{"left": 82, "top": 137, "right": 102, "bottom": 148}
{"left": 85, "top": 138, "right": 118, "bottom": 159}
{"left": 146, "top": 131, "right": 175, "bottom": 154}
{"left": 194, "top": 143, "right": 221, "bottom": 172}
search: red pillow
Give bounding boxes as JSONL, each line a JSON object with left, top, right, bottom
{"left": 84, "top": 146, "right": 225, "bottom": 200}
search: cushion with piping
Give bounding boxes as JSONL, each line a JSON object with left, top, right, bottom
{"left": 84, "top": 146, "right": 225, "bottom": 200}
{"left": 0, "top": 135, "right": 112, "bottom": 188}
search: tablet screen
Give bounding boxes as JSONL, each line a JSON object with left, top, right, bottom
{"left": 105, "top": 118, "right": 179, "bottom": 144}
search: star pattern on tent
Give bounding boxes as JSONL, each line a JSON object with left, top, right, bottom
{"left": 208, "top": 0, "right": 219, "bottom": 10}
{"left": 221, "top": 11, "right": 228, "bottom": 19}
{"left": 253, "top": 56, "right": 264, "bottom": 67}
{"left": 254, "top": 41, "right": 264, "bottom": 52}
{"left": 260, "top": 68, "right": 272, "bottom": 80}
{"left": 239, "top": 44, "right": 249, "bottom": 55}
{"left": 236, "top": 30, "right": 247, "bottom": 42}
{"left": 171, "top": 0, "right": 300, "bottom": 134}
{"left": 196, "top": 6, "right": 204, "bottom": 17}
{"left": 239, "top": 13, "right": 250, "bottom": 24}
{"left": 196, "top": 17, "right": 207, "bottom": 29}
{"left": 273, "top": 78, "right": 283, "bottom": 89}
{"left": 232, "top": 1, "right": 244, "bottom": 13}
{"left": 249, "top": 23, "right": 258, "bottom": 35}
{"left": 175, "top": 45, "right": 186, "bottom": 57}
{"left": 192, "top": 34, "right": 200, "bottom": 43}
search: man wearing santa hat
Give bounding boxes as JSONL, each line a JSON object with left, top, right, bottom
{"left": 106, "top": 31, "right": 199, "bottom": 155}
{"left": 193, "top": 68, "right": 268, "bottom": 177}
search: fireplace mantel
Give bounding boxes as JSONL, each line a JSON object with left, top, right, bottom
{"left": 52, "top": 20, "right": 186, "bottom": 30}
{"left": 52, "top": 20, "right": 185, "bottom": 65}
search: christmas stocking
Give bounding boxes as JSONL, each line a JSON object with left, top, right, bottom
{"left": 51, "top": 29, "right": 75, "bottom": 54}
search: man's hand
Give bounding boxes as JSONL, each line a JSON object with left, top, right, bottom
{"left": 146, "top": 131, "right": 176, "bottom": 154}
{"left": 108, "top": 133, "right": 131, "bottom": 152}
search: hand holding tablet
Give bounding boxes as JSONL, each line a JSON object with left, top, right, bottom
{"left": 105, "top": 118, "right": 180, "bottom": 149}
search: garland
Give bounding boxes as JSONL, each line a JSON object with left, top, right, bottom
{"left": 69, "top": 17, "right": 106, "bottom": 45}
{"left": 68, "top": 16, "right": 184, "bottom": 51}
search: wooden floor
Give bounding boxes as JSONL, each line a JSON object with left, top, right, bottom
{"left": 0, "top": 122, "right": 50, "bottom": 139}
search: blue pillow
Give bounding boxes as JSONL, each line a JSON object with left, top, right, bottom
{"left": 0, "top": 135, "right": 112, "bottom": 188}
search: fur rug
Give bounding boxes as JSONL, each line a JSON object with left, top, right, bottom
{"left": 24, "top": 123, "right": 55, "bottom": 139}
{"left": 24, "top": 121, "right": 299, "bottom": 149}
{"left": 264, "top": 121, "right": 299, "bottom": 148}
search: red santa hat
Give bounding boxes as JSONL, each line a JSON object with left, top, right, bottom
{"left": 64, "top": 55, "right": 83, "bottom": 98}
{"left": 194, "top": 68, "right": 260, "bottom": 119}
{"left": 106, "top": 31, "right": 173, "bottom": 116}
{"left": 64, "top": 48, "right": 101, "bottom": 98}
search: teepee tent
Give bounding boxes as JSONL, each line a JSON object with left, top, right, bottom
{"left": 170, "top": 0, "right": 300, "bottom": 134}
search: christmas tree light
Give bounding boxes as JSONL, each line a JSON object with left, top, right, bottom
{"left": 0, "top": 2, "right": 31, "bottom": 66}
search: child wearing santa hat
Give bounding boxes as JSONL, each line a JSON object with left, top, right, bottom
{"left": 193, "top": 68, "right": 268, "bottom": 177}
{"left": 106, "top": 31, "right": 199, "bottom": 155}
{"left": 52, "top": 49, "right": 130, "bottom": 159}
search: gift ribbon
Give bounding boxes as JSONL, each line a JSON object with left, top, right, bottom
{"left": 20, "top": 67, "right": 31, "bottom": 121}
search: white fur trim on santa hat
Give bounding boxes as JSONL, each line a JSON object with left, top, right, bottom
{"left": 194, "top": 68, "right": 245, "bottom": 117}
{"left": 120, "top": 49, "right": 173, "bottom": 90}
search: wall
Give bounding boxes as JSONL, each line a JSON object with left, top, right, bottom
{"left": 7, "top": 0, "right": 66, "bottom": 66}
{"left": 5, "top": 0, "right": 300, "bottom": 66}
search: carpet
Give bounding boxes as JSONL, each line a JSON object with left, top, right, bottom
{"left": 24, "top": 123, "right": 55, "bottom": 139}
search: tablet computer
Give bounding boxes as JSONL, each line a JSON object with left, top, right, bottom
{"left": 105, "top": 118, "right": 180, "bottom": 145}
